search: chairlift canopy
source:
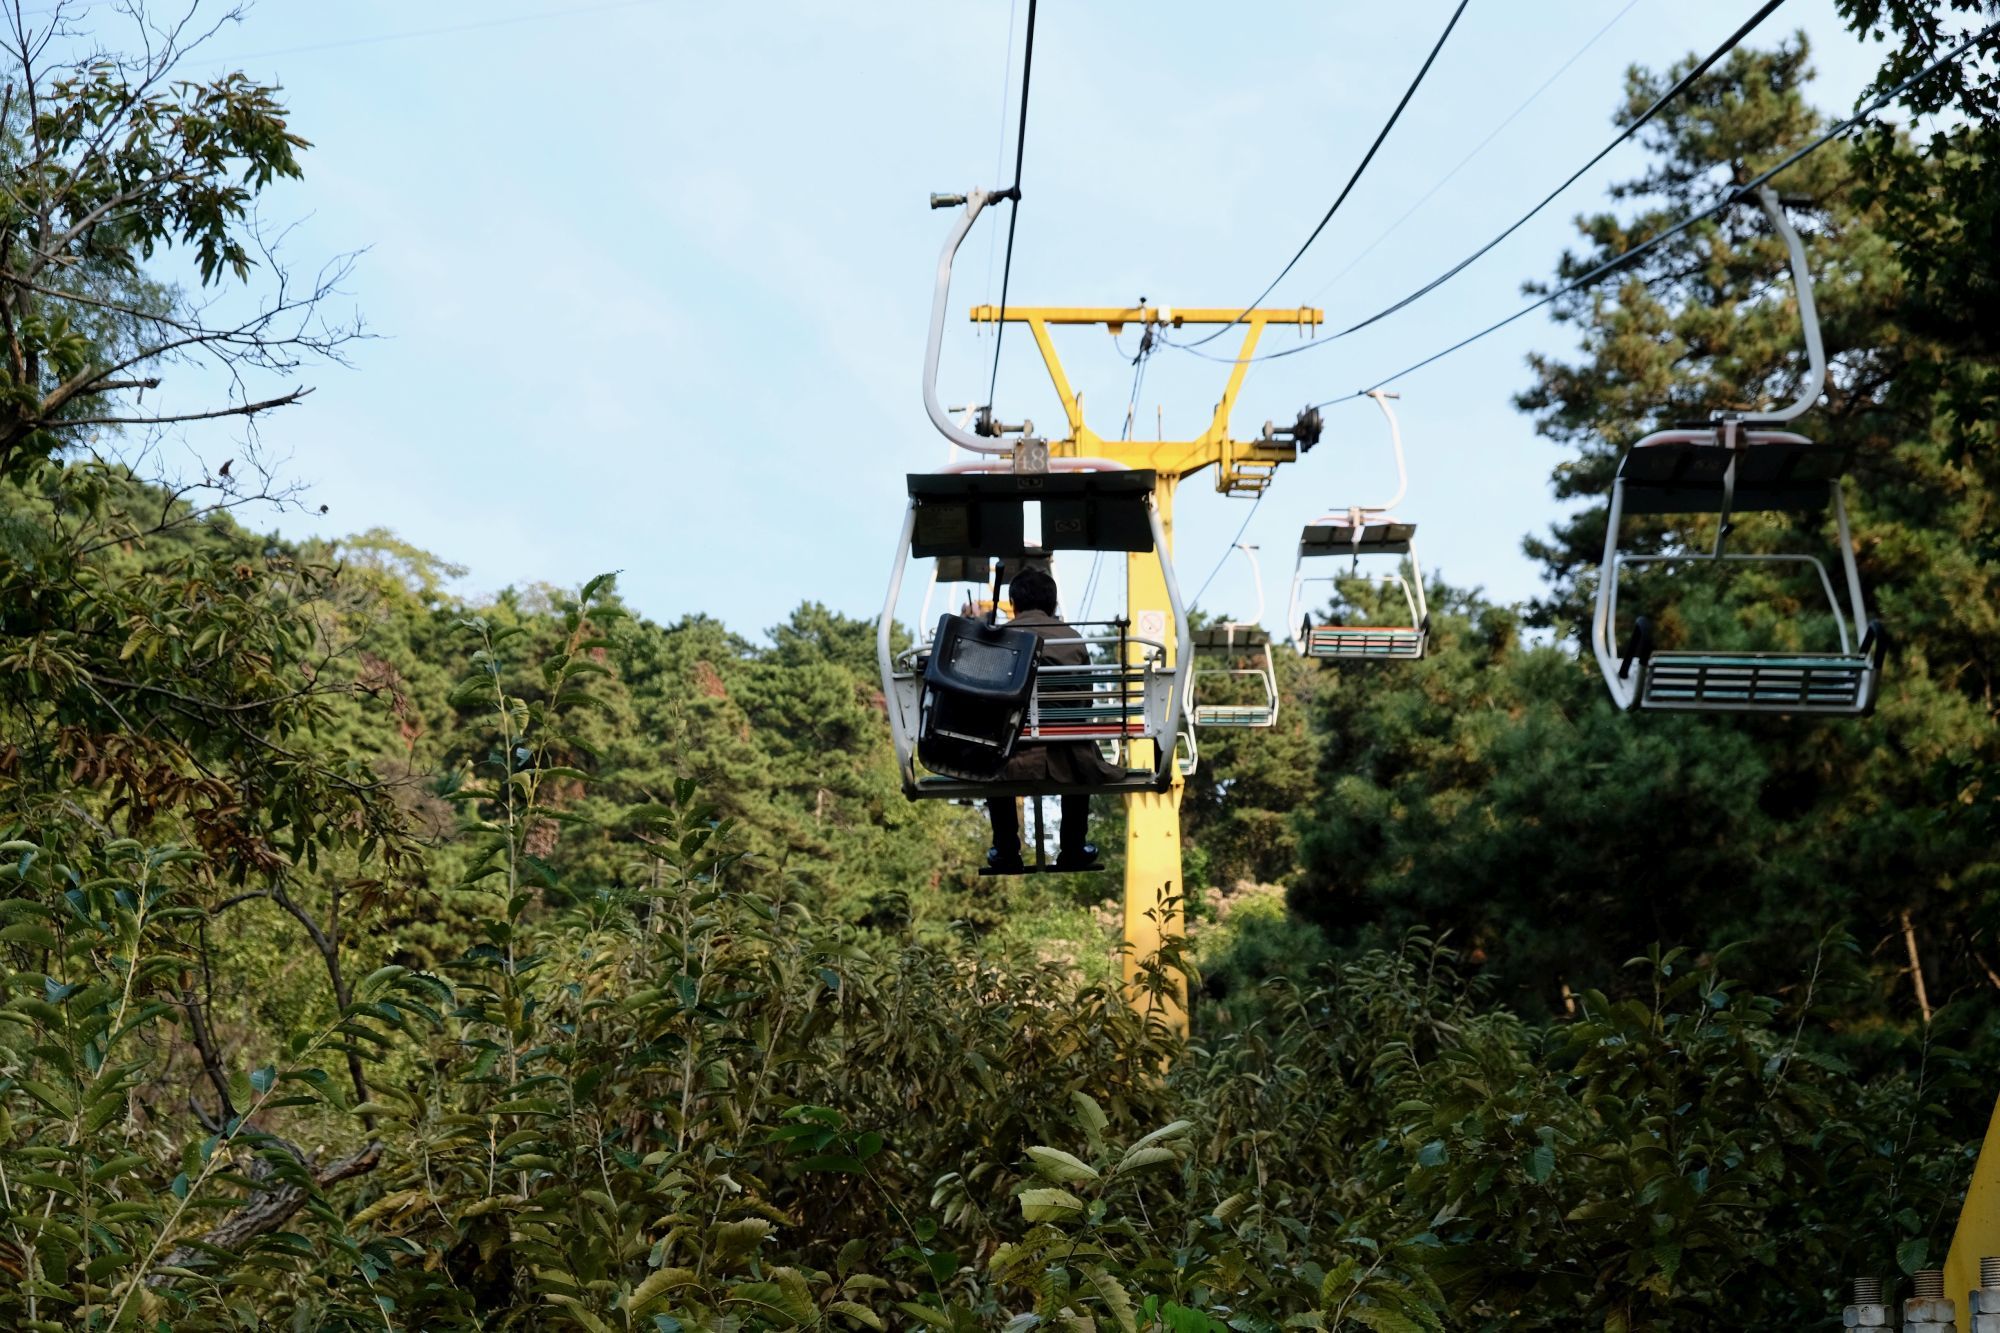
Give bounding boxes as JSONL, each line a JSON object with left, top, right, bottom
{"left": 907, "top": 469, "right": 1158, "bottom": 557}
{"left": 1616, "top": 432, "right": 1852, "bottom": 515}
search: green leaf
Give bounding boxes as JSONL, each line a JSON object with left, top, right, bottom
{"left": 830, "top": 1302, "right": 884, "bottom": 1330}
{"left": 727, "top": 1279, "right": 814, "bottom": 1328}
{"left": 1082, "top": 1265, "right": 1137, "bottom": 1333}
{"left": 1525, "top": 1144, "right": 1554, "bottom": 1183}
{"left": 711, "top": 1217, "right": 773, "bottom": 1263}
{"left": 1160, "top": 1302, "right": 1220, "bottom": 1333}
{"left": 1019, "top": 1188, "right": 1086, "bottom": 1223}
{"left": 628, "top": 1266, "right": 698, "bottom": 1315}
{"left": 1565, "top": 1200, "right": 1621, "bottom": 1222}
{"left": 1117, "top": 1145, "right": 1177, "bottom": 1173}
{"left": 0, "top": 922, "right": 56, "bottom": 949}
{"left": 798, "top": 1154, "right": 866, "bottom": 1174}
{"left": 1125, "top": 1120, "right": 1194, "bottom": 1154}
{"left": 1026, "top": 1146, "right": 1100, "bottom": 1183}
{"left": 1896, "top": 1236, "right": 1928, "bottom": 1275}
{"left": 896, "top": 1302, "right": 957, "bottom": 1331}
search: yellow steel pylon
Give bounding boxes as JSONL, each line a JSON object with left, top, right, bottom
{"left": 1947, "top": 1093, "right": 2000, "bottom": 1315}
{"left": 968, "top": 303, "right": 1323, "bottom": 1035}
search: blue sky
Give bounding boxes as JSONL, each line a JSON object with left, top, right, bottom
{"left": 144, "top": 1, "right": 1893, "bottom": 635}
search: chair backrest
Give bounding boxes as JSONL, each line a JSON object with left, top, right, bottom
{"left": 1617, "top": 431, "right": 1850, "bottom": 515}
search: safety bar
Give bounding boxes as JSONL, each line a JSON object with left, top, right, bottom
{"left": 900, "top": 630, "right": 1171, "bottom": 669}
{"left": 1289, "top": 560, "right": 1427, "bottom": 656}
{"left": 1186, "top": 662, "right": 1280, "bottom": 729}
{"left": 1612, "top": 552, "right": 1857, "bottom": 654}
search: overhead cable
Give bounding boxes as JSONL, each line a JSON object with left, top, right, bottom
{"left": 983, "top": 0, "right": 1023, "bottom": 320}
{"left": 1168, "top": 0, "right": 1790, "bottom": 367}
{"left": 984, "top": 0, "right": 1039, "bottom": 419}
{"left": 1306, "top": 0, "right": 1644, "bottom": 304}
{"left": 1324, "top": 0, "right": 1789, "bottom": 340}
{"left": 1180, "top": 0, "right": 1472, "bottom": 350}
{"left": 1188, "top": 493, "right": 1265, "bottom": 615}
{"left": 1310, "top": 17, "right": 2000, "bottom": 410}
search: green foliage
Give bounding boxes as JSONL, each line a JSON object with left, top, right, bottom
{"left": 1274, "top": 38, "right": 2000, "bottom": 1025}
{"left": 0, "top": 9, "right": 1992, "bottom": 1330}
{"left": 1, "top": 12, "right": 340, "bottom": 482}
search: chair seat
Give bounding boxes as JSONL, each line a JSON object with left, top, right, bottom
{"left": 1299, "top": 520, "right": 1417, "bottom": 555}
{"left": 1638, "top": 651, "right": 1871, "bottom": 712}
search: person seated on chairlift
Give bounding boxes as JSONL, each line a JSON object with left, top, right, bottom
{"left": 987, "top": 566, "right": 1120, "bottom": 873}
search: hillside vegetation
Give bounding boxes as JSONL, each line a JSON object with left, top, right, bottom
{"left": 0, "top": 4, "right": 1995, "bottom": 1329}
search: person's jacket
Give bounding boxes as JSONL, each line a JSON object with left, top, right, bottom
{"left": 998, "top": 609, "right": 1125, "bottom": 785}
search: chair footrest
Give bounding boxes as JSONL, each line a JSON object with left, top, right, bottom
{"left": 1640, "top": 652, "right": 1872, "bottom": 711}
{"left": 912, "top": 773, "right": 1163, "bottom": 799}
{"left": 1192, "top": 706, "right": 1278, "bottom": 727}
{"left": 1305, "top": 626, "right": 1425, "bottom": 660}
{"left": 978, "top": 860, "right": 1106, "bottom": 877}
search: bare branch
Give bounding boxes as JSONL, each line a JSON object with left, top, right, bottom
{"left": 149, "top": 1138, "right": 384, "bottom": 1285}
{"left": 41, "top": 386, "right": 309, "bottom": 430}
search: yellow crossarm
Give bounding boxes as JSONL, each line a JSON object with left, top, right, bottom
{"left": 968, "top": 304, "right": 1323, "bottom": 496}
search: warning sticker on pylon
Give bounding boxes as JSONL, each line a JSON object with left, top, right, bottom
{"left": 1137, "top": 610, "right": 1167, "bottom": 642}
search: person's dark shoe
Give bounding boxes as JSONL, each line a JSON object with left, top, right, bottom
{"left": 1054, "top": 843, "right": 1102, "bottom": 872}
{"left": 986, "top": 846, "right": 1027, "bottom": 874}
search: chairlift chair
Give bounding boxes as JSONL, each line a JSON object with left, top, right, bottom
{"left": 878, "top": 465, "right": 1193, "bottom": 800}
{"left": 1290, "top": 391, "right": 1430, "bottom": 662}
{"left": 1188, "top": 543, "right": 1280, "bottom": 729}
{"left": 1591, "top": 186, "right": 1884, "bottom": 716}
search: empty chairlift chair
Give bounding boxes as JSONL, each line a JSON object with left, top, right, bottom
{"left": 1591, "top": 186, "right": 1884, "bottom": 716}
{"left": 877, "top": 465, "right": 1192, "bottom": 800}
{"left": 1290, "top": 390, "right": 1429, "bottom": 662}
{"left": 1188, "top": 544, "right": 1280, "bottom": 729}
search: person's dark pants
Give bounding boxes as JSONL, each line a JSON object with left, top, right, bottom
{"left": 989, "top": 795, "right": 1092, "bottom": 862}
